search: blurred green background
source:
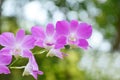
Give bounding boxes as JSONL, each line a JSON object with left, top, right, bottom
{"left": 0, "top": 0, "right": 120, "bottom": 80}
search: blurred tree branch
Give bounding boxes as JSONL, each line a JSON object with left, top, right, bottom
{"left": 113, "top": 16, "right": 120, "bottom": 51}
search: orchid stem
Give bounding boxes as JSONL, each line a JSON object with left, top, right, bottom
{"left": 10, "top": 66, "right": 25, "bottom": 69}
{"left": 9, "top": 58, "right": 19, "bottom": 67}
{"left": 39, "top": 50, "right": 46, "bottom": 54}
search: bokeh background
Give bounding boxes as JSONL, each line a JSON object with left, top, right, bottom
{"left": 0, "top": 0, "right": 120, "bottom": 80}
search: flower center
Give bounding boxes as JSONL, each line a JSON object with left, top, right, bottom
{"left": 45, "top": 37, "right": 54, "bottom": 46}
{"left": 69, "top": 33, "right": 77, "bottom": 42}
{"left": 13, "top": 48, "right": 21, "bottom": 58}
{"left": 15, "top": 49, "right": 21, "bottom": 53}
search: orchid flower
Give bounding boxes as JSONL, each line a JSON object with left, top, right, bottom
{"left": 56, "top": 20, "right": 92, "bottom": 49}
{"left": 0, "top": 48, "right": 12, "bottom": 74}
{"left": 31, "top": 23, "right": 66, "bottom": 58}
{"left": 23, "top": 55, "right": 43, "bottom": 80}
{"left": 0, "top": 29, "right": 35, "bottom": 58}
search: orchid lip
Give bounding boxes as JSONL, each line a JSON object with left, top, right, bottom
{"left": 46, "top": 43, "right": 54, "bottom": 46}
{"left": 68, "top": 35, "right": 77, "bottom": 43}
{"left": 68, "top": 32, "right": 77, "bottom": 41}
{"left": 69, "top": 36, "right": 76, "bottom": 42}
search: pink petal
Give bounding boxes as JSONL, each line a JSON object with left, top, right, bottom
{"left": 16, "top": 29, "right": 25, "bottom": 42}
{"left": 0, "top": 65, "right": 10, "bottom": 74}
{"left": 55, "top": 36, "right": 66, "bottom": 49}
{"left": 0, "top": 32, "right": 15, "bottom": 47}
{"left": 22, "top": 50, "right": 33, "bottom": 58}
{"left": 77, "top": 22, "right": 92, "bottom": 39}
{"left": 56, "top": 51, "right": 63, "bottom": 59}
{"left": 56, "top": 20, "right": 69, "bottom": 36}
{"left": 77, "top": 39, "right": 89, "bottom": 49}
{"left": 35, "top": 39, "right": 44, "bottom": 47}
{"left": 0, "top": 48, "right": 12, "bottom": 65}
{"left": 31, "top": 26, "right": 45, "bottom": 40}
{"left": 48, "top": 49, "right": 63, "bottom": 59}
{"left": 22, "top": 35, "right": 35, "bottom": 49}
{"left": 32, "top": 71, "right": 43, "bottom": 79}
{"left": 23, "top": 56, "right": 43, "bottom": 80}
{"left": 37, "top": 71, "right": 43, "bottom": 75}
{"left": 46, "top": 23, "right": 54, "bottom": 36}
{"left": 32, "top": 71, "right": 38, "bottom": 80}
{"left": 70, "top": 20, "right": 79, "bottom": 32}
{"left": 30, "top": 56, "right": 39, "bottom": 70}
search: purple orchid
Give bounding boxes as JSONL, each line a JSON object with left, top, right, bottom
{"left": 0, "top": 20, "right": 92, "bottom": 78}
{"left": 0, "top": 48, "right": 12, "bottom": 74}
{"left": 56, "top": 20, "right": 92, "bottom": 49}
{"left": 0, "top": 29, "right": 35, "bottom": 58}
{"left": 23, "top": 55, "right": 43, "bottom": 80}
{"left": 31, "top": 23, "right": 66, "bottom": 59}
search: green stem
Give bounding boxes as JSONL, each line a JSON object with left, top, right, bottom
{"left": 9, "top": 58, "right": 19, "bottom": 67}
{"left": 10, "top": 66, "right": 25, "bottom": 69}
{"left": 39, "top": 50, "right": 47, "bottom": 54}
{"left": 33, "top": 49, "right": 48, "bottom": 55}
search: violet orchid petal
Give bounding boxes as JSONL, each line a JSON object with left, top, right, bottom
{"left": 32, "top": 71, "right": 43, "bottom": 80}
{"left": 37, "top": 71, "right": 43, "bottom": 75}
{"left": 56, "top": 20, "right": 69, "bottom": 36}
{"left": 55, "top": 36, "right": 66, "bottom": 49}
{"left": 47, "top": 48, "right": 63, "bottom": 59}
{"left": 70, "top": 20, "right": 79, "bottom": 32}
{"left": 30, "top": 56, "right": 38, "bottom": 70}
{"left": 23, "top": 56, "right": 43, "bottom": 80}
{"left": 22, "top": 50, "right": 33, "bottom": 58}
{"left": 56, "top": 51, "right": 63, "bottom": 59}
{"left": 35, "top": 39, "right": 44, "bottom": 48}
{"left": 0, "top": 32, "right": 15, "bottom": 47}
{"left": 78, "top": 39, "right": 89, "bottom": 49}
{"left": 16, "top": 29, "right": 25, "bottom": 42}
{"left": 46, "top": 23, "right": 54, "bottom": 36}
{"left": 22, "top": 35, "right": 35, "bottom": 49}
{"left": 0, "top": 48, "right": 12, "bottom": 65}
{"left": 31, "top": 26, "right": 45, "bottom": 40}
{"left": 0, "top": 65, "right": 10, "bottom": 74}
{"left": 77, "top": 22, "right": 92, "bottom": 39}
{"left": 32, "top": 71, "right": 38, "bottom": 80}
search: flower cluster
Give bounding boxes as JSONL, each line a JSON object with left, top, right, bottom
{"left": 0, "top": 20, "right": 92, "bottom": 79}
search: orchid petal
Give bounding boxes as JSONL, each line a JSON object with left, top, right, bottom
{"left": 32, "top": 71, "right": 38, "bottom": 79}
{"left": 0, "top": 32, "right": 15, "bottom": 47}
{"left": 32, "top": 70, "right": 44, "bottom": 79}
{"left": 30, "top": 56, "right": 38, "bottom": 70}
{"left": 55, "top": 51, "right": 63, "bottom": 59}
{"left": 78, "top": 39, "right": 89, "bottom": 49}
{"left": 56, "top": 20, "right": 69, "bottom": 36}
{"left": 22, "top": 50, "right": 32, "bottom": 58}
{"left": 0, "top": 48, "right": 12, "bottom": 65}
{"left": 77, "top": 22, "right": 92, "bottom": 39}
{"left": 35, "top": 39, "right": 44, "bottom": 48}
{"left": 55, "top": 36, "right": 66, "bottom": 49}
{"left": 0, "top": 65, "right": 10, "bottom": 74}
{"left": 16, "top": 29, "right": 25, "bottom": 42}
{"left": 31, "top": 26, "right": 45, "bottom": 40}
{"left": 22, "top": 35, "right": 35, "bottom": 49}
{"left": 23, "top": 56, "right": 43, "bottom": 80}
{"left": 47, "top": 49, "right": 63, "bottom": 59}
{"left": 46, "top": 23, "right": 54, "bottom": 36}
{"left": 37, "top": 71, "right": 43, "bottom": 75}
{"left": 70, "top": 20, "right": 78, "bottom": 32}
